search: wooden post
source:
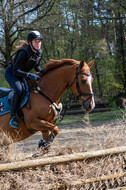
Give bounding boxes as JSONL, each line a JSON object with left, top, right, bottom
{"left": 0, "top": 146, "right": 126, "bottom": 172}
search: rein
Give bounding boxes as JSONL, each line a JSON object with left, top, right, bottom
{"left": 28, "top": 64, "right": 94, "bottom": 120}
{"left": 69, "top": 65, "right": 94, "bottom": 101}
{"left": 31, "top": 64, "right": 94, "bottom": 104}
{"left": 29, "top": 80, "right": 53, "bottom": 104}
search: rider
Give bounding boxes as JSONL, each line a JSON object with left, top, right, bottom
{"left": 5, "top": 31, "right": 44, "bottom": 128}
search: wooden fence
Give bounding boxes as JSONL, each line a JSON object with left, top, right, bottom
{"left": 62, "top": 99, "right": 114, "bottom": 115}
{"left": 0, "top": 146, "right": 126, "bottom": 189}
{"left": 0, "top": 145, "right": 126, "bottom": 172}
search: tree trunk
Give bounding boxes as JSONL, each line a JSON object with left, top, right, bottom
{"left": 118, "top": 14, "right": 126, "bottom": 92}
{"left": 4, "top": 24, "right": 11, "bottom": 68}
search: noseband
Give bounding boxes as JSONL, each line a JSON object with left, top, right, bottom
{"left": 69, "top": 65, "right": 94, "bottom": 102}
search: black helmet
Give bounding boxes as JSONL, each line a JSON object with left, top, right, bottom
{"left": 27, "top": 31, "right": 43, "bottom": 42}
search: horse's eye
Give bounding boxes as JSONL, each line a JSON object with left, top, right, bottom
{"left": 81, "top": 79, "right": 86, "bottom": 84}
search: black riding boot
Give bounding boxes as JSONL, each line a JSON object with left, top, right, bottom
{"left": 9, "top": 92, "right": 20, "bottom": 128}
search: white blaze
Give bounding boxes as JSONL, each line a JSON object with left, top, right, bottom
{"left": 88, "top": 75, "right": 95, "bottom": 108}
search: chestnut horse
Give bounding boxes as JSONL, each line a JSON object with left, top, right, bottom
{"left": 0, "top": 59, "right": 95, "bottom": 150}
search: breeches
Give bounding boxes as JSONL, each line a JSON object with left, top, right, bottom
{"left": 5, "top": 65, "right": 23, "bottom": 98}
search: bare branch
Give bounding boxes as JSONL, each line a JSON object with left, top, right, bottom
{"left": 0, "top": 46, "right": 6, "bottom": 57}
{"left": 11, "top": 0, "right": 50, "bottom": 26}
{"left": 13, "top": 0, "right": 28, "bottom": 9}
{"left": 97, "top": 16, "right": 126, "bottom": 20}
{"left": 114, "top": 0, "right": 126, "bottom": 10}
{"left": 10, "top": 0, "right": 55, "bottom": 39}
{"left": 0, "top": 61, "right": 6, "bottom": 69}
{"left": 28, "top": 0, "right": 55, "bottom": 26}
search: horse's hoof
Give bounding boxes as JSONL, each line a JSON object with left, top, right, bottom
{"left": 38, "top": 139, "right": 50, "bottom": 150}
{"left": 31, "top": 153, "right": 39, "bottom": 158}
{"left": 38, "top": 139, "right": 45, "bottom": 148}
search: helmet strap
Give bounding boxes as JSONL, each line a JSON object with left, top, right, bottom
{"left": 29, "top": 42, "right": 37, "bottom": 52}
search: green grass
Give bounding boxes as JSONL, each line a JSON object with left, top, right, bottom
{"left": 56, "top": 108, "right": 126, "bottom": 125}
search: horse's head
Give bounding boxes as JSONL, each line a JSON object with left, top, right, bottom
{"left": 69, "top": 60, "right": 95, "bottom": 112}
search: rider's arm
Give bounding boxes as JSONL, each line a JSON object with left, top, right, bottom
{"left": 12, "top": 50, "right": 28, "bottom": 78}
{"left": 34, "top": 61, "right": 44, "bottom": 74}
{"left": 34, "top": 65, "right": 42, "bottom": 72}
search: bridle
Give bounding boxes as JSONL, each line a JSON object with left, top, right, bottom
{"left": 69, "top": 65, "right": 94, "bottom": 102}
{"left": 26, "top": 64, "right": 94, "bottom": 122}
{"left": 29, "top": 64, "right": 94, "bottom": 105}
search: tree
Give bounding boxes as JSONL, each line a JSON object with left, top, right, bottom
{"left": 93, "top": 0, "right": 126, "bottom": 96}
{"left": 0, "top": 0, "right": 55, "bottom": 68}
{"left": 0, "top": 0, "right": 126, "bottom": 98}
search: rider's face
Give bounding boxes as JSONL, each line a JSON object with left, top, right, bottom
{"left": 31, "top": 39, "right": 42, "bottom": 50}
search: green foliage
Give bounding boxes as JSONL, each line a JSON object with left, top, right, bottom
{"left": 108, "top": 97, "right": 117, "bottom": 107}
{"left": 56, "top": 109, "right": 126, "bottom": 125}
{"left": 0, "top": 70, "right": 9, "bottom": 88}
{"left": 0, "top": 0, "right": 126, "bottom": 100}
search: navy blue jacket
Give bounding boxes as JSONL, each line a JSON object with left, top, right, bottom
{"left": 11, "top": 45, "right": 42, "bottom": 78}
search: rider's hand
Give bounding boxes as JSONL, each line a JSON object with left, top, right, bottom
{"left": 27, "top": 73, "right": 40, "bottom": 81}
{"left": 36, "top": 69, "right": 44, "bottom": 77}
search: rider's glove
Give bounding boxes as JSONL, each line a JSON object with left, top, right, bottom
{"left": 40, "top": 69, "right": 44, "bottom": 74}
{"left": 27, "top": 73, "right": 40, "bottom": 81}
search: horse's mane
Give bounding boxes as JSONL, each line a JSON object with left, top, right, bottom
{"left": 44, "top": 59, "right": 78, "bottom": 73}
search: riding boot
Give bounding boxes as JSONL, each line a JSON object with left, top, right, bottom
{"left": 9, "top": 92, "right": 20, "bottom": 128}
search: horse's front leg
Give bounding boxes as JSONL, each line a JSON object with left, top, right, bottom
{"left": 42, "top": 130, "right": 50, "bottom": 140}
{"left": 39, "top": 130, "right": 50, "bottom": 149}
{"left": 28, "top": 118, "right": 59, "bottom": 150}
{"left": 38, "top": 132, "right": 55, "bottom": 151}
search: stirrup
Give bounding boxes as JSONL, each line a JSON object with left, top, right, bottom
{"left": 9, "top": 116, "right": 18, "bottom": 128}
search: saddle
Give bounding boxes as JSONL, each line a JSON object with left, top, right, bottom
{"left": 0, "top": 78, "right": 29, "bottom": 116}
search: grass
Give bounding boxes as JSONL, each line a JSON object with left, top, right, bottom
{"left": 56, "top": 108, "right": 126, "bottom": 125}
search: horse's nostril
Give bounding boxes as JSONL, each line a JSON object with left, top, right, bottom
{"left": 88, "top": 104, "right": 91, "bottom": 110}
{"left": 83, "top": 101, "right": 92, "bottom": 111}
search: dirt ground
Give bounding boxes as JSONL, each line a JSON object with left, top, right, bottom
{"left": 1, "top": 118, "right": 126, "bottom": 190}
{"left": 12, "top": 117, "right": 126, "bottom": 160}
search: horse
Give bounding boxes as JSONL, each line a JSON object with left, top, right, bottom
{"left": 0, "top": 59, "right": 95, "bottom": 151}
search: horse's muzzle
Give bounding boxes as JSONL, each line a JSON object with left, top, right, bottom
{"left": 81, "top": 97, "right": 95, "bottom": 112}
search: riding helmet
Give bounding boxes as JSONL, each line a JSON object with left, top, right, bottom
{"left": 27, "top": 31, "right": 43, "bottom": 42}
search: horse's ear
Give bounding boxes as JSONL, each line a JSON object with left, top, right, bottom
{"left": 88, "top": 60, "right": 95, "bottom": 68}
{"left": 79, "top": 60, "right": 85, "bottom": 70}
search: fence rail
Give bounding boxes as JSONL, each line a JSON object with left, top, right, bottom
{"left": 62, "top": 100, "right": 113, "bottom": 115}
{"left": 0, "top": 146, "right": 126, "bottom": 172}
{"left": 46, "top": 173, "right": 126, "bottom": 190}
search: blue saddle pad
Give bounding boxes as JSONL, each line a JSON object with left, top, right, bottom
{"left": 0, "top": 79, "right": 29, "bottom": 116}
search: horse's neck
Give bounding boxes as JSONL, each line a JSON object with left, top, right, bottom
{"left": 39, "top": 65, "right": 76, "bottom": 103}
